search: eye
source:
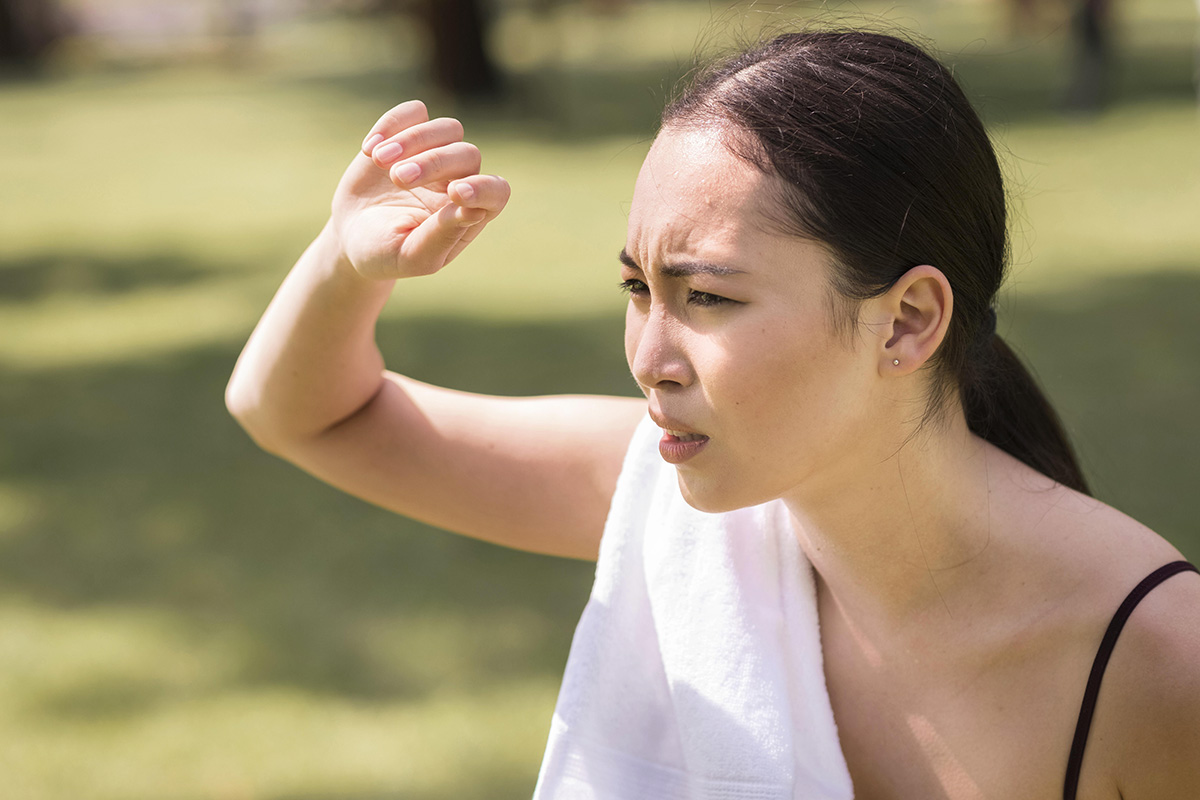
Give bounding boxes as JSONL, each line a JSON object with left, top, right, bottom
{"left": 688, "top": 290, "right": 730, "bottom": 307}
{"left": 618, "top": 278, "right": 649, "bottom": 297}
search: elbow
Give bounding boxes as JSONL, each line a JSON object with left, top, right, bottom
{"left": 224, "top": 372, "right": 350, "bottom": 458}
{"left": 224, "top": 375, "right": 251, "bottom": 426}
{"left": 224, "top": 368, "right": 257, "bottom": 431}
{"left": 224, "top": 376, "right": 285, "bottom": 456}
{"left": 224, "top": 364, "right": 387, "bottom": 456}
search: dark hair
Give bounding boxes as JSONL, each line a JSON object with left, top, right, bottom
{"left": 664, "top": 30, "right": 1089, "bottom": 494}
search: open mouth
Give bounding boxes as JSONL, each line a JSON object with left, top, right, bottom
{"left": 663, "top": 429, "right": 708, "bottom": 443}
{"left": 658, "top": 428, "right": 710, "bottom": 464}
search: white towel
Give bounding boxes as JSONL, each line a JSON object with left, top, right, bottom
{"left": 533, "top": 414, "right": 854, "bottom": 800}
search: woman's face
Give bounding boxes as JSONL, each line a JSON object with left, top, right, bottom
{"left": 622, "top": 126, "right": 891, "bottom": 512}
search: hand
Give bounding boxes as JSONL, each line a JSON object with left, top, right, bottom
{"left": 329, "top": 100, "right": 511, "bottom": 281}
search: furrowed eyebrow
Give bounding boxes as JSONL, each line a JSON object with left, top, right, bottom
{"left": 618, "top": 249, "right": 745, "bottom": 277}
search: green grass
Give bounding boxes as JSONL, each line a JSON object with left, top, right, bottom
{"left": 1, "top": 1, "right": 1199, "bottom": 797}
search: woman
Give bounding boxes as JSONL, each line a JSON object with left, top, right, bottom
{"left": 226, "top": 30, "right": 1200, "bottom": 799}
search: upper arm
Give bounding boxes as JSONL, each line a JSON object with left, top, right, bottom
{"left": 1099, "top": 570, "right": 1200, "bottom": 799}
{"left": 275, "top": 372, "right": 647, "bottom": 560}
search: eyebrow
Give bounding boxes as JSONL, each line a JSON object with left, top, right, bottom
{"left": 618, "top": 249, "right": 746, "bottom": 278}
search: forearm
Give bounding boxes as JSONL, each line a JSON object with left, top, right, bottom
{"left": 226, "top": 220, "right": 396, "bottom": 450}
{"left": 228, "top": 99, "right": 508, "bottom": 452}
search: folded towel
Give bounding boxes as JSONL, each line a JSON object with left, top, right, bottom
{"left": 533, "top": 414, "right": 854, "bottom": 800}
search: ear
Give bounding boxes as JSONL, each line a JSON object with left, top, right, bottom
{"left": 876, "top": 265, "right": 953, "bottom": 375}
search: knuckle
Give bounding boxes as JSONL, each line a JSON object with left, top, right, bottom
{"left": 379, "top": 99, "right": 428, "bottom": 132}
{"left": 398, "top": 127, "right": 425, "bottom": 154}
{"left": 476, "top": 176, "right": 509, "bottom": 207}
{"left": 424, "top": 150, "right": 444, "bottom": 175}
{"left": 402, "top": 118, "right": 453, "bottom": 155}
{"left": 443, "top": 117, "right": 465, "bottom": 140}
{"left": 430, "top": 118, "right": 464, "bottom": 147}
{"left": 380, "top": 108, "right": 404, "bottom": 129}
{"left": 463, "top": 144, "right": 482, "bottom": 171}
{"left": 404, "top": 99, "right": 429, "bottom": 121}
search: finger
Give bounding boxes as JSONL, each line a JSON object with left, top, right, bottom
{"left": 361, "top": 100, "right": 430, "bottom": 156}
{"left": 399, "top": 200, "right": 482, "bottom": 275}
{"left": 370, "top": 117, "right": 465, "bottom": 169}
{"left": 443, "top": 178, "right": 510, "bottom": 263}
{"left": 444, "top": 218, "right": 490, "bottom": 264}
{"left": 453, "top": 205, "right": 489, "bottom": 226}
{"left": 449, "top": 175, "right": 511, "bottom": 218}
{"left": 389, "top": 141, "right": 482, "bottom": 188}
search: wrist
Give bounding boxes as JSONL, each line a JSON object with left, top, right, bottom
{"left": 314, "top": 218, "right": 355, "bottom": 276}
{"left": 312, "top": 219, "right": 396, "bottom": 292}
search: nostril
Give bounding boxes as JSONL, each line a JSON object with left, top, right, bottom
{"left": 628, "top": 314, "right": 692, "bottom": 390}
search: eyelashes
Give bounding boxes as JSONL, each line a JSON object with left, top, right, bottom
{"left": 618, "top": 279, "right": 732, "bottom": 307}
{"left": 618, "top": 278, "right": 648, "bottom": 296}
{"left": 688, "top": 290, "right": 730, "bottom": 308}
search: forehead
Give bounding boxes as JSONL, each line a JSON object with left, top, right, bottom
{"left": 627, "top": 126, "right": 777, "bottom": 262}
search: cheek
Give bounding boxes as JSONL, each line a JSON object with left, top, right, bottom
{"left": 721, "top": 326, "right": 851, "bottom": 436}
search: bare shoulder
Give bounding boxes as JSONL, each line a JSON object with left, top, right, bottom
{"left": 1020, "top": 477, "right": 1184, "bottom": 581}
{"left": 980, "top": 453, "right": 1198, "bottom": 796}
{"left": 1090, "top": 551, "right": 1200, "bottom": 799}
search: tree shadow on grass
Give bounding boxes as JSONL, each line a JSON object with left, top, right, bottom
{"left": 0, "top": 310, "right": 635, "bottom": 713}
{"left": 0, "top": 251, "right": 239, "bottom": 302}
{"left": 287, "top": 33, "right": 1199, "bottom": 140}
{"left": 1003, "top": 267, "right": 1200, "bottom": 558}
{"left": 948, "top": 29, "right": 1198, "bottom": 125}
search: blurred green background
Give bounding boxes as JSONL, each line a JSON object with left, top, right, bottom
{"left": 1, "top": 0, "right": 1198, "bottom": 797}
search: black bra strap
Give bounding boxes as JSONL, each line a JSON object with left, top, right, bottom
{"left": 1063, "top": 560, "right": 1199, "bottom": 800}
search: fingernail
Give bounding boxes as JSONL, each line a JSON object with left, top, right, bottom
{"left": 455, "top": 182, "right": 475, "bottom": 202}
{"left": 393, "top": 162, "right": 421, "bottom": 184}
{"left": 362, "top": 133, "right": 384, "bottom": 153}
{"left": 374, "top": 142, "right": 402, "bottom": 163}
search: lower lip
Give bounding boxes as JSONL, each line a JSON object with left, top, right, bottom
{"left": 658, "top": 432, "right": 710, "bottom": 464}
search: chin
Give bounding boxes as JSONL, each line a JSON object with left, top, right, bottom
{"left": 676, "top": 473, "right": 766, "bottom": 515}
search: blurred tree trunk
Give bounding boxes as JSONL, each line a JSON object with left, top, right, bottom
{"left": 1063, "top": 0, "right": 1112, "bottom": 112}
{"left": 417, "top": 0, "right": 500, "bottom": 97}
{"left": 0, "top": 0, "right": 64, "bottom": 66}
{"left": 214, "top": 0, "right": 260, "bottom": 67}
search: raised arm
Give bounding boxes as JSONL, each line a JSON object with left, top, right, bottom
{"left": 225, "top": 101, "right": 644, "bottom": 560}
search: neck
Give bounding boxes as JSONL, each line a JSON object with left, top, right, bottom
{"left": 784, "top": 409, "right": 999, "bottom": 639}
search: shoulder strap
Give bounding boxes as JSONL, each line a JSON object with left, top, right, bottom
{"left": 1063, "top": 560, "right": 1199, "bottom": 800}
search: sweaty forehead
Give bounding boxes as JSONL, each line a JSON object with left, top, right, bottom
{"left": 626, "top": 127, "right": 775, "bottom": 264}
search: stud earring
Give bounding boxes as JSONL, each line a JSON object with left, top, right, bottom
{"left": 893, "top": 359, "right": 900, "bottom": 366}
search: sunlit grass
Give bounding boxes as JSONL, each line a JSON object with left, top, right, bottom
{"left": 1001, "top": 100, "right": 1200, "bottom": 291}
{"left": 0, "top": 602, "right": 563, "bottom": 799}
{"left": 1, "top": 1, "right": 1198, "bottom": 797}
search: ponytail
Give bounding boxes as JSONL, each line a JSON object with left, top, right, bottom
{"left": 961, "top": 334, "right": 1090, "bottom": 494}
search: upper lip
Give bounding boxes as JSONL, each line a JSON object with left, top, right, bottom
{"left": 648, "top": 406, "right": 706, "bottom": 438}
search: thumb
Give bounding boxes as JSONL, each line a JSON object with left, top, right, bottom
{"left": 398, "top": 202, "right": 485, "bottom": 276}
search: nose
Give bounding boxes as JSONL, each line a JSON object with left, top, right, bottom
{"left": 627, "top": 304, "right": 693, "bottom": 393}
